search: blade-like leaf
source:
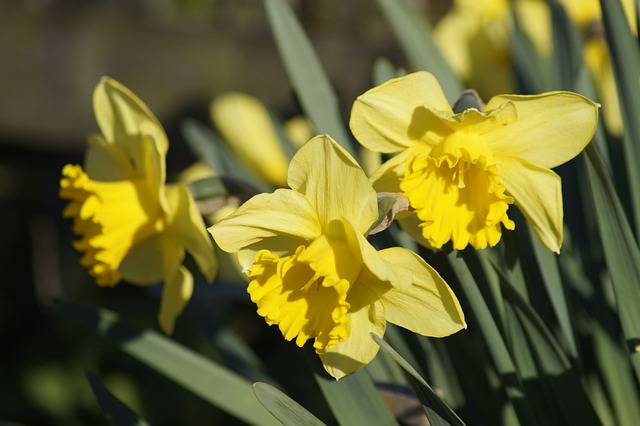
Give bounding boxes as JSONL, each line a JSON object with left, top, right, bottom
{"left": 372, "top": 334, "right": 466, "bottom": 426}
{"left": 314, "top": 368, "right": 399, "bottom": 426}
{"left": 374, "top": 0, "right": 463, "bottom": 103}
{"left": 500, "top": 281, "right": 602, "bottom": 426}
{"left": 57, "top": 300, "right": 280, "bottom": 426}
{"left": 253, "top": 382, "right": 327, "bottom": 426}
{"left": 600, "top": 0, "right": 640, "bottom": 233}
{"left": 583, "top": 143, "right": 640, "bottom": 381}
{"left": 264, "top": 0, "right": 354, "bottom": 156}
{"left": 86, "top": 371, "right": 150, "bottom": 426}
{"left": 447, "top": 252, "right": 534, "bottom": 425}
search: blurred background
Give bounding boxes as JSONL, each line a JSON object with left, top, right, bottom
{"left": 0, "top": 0, "right": 450, "bottom": 424}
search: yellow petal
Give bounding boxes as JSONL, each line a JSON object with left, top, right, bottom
{"left": 209, "top": 189, "right": 321, "bottom": 254}
{"left": 118, "top": 234, "right": 165, "bottom": 284}
{"left": 369, "top": 148, "right": 419, "bottom": 194}
{"left": 84, "top": 135, "right": 135, "bottom": 181}
{"left": 93, "top": 77, "right": 169, "bottom": 168}
{"left": 342, "top": 218, "right": 411, "bottom": 290}
{"left": 158, "top": 265, "right": 194, "bottom": 335}
{"left": 288, "top": 135, "right": 378, "bottom": 235}
{"left": 165, "top": 184, "right": 218, "bottom": 282}
{"left": 497, "top": 157, "right": 563, "bottom": 253}
{"left": 319, "top": 284, "right": 386, "bottom": 379}
{"left": 377, "top": 248, "right": 466, "bottom": 336}
{"left": 211, "top": 92, "right": 289, "bottom": 187}
{"left": 350, "top": 72, "right": 452, "bottom": 153}
{"left": 486, "top": 92, "right": 599, "bottom": 169}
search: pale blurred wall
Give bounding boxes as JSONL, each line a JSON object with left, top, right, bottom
{"left": 0, "top": 0, "right": 446, "bottom": 154}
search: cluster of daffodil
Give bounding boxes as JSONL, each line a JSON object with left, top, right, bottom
{"left": 60, "top": 65, "right": 597, "bottom": 379}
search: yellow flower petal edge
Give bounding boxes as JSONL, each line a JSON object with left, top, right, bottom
{"left": 351, "top": 71, "right": 599, "bottom": 252}
{"left": 211, "top": 92, "right": 290, "bottom": 187}
{"left": 209, "top": 134, "right": 465, "bottom": 378}
{"left": 60, "top": 77, "right": 217, "bottom": 333}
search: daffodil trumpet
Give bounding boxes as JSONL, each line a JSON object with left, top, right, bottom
{"left": 350, "top": 71, "right": 599, "bottom": 253}
{"left": 209, "top": 135, "right": 466, "bottom": 379}
{"left": 60, "top": 77, "right": 217, "bottom": 334}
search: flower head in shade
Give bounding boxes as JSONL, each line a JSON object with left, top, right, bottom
{"left": 210, "top": 92, "right": 291, "bottom": 187}
{"left": 209, "top": 135, "right": 466, "bottom": 379}
{"left": 350, "top": 71, "right": 599, "bottom": 253}
{"left": 60, "top": 77, "right": 217, "bottom": 334}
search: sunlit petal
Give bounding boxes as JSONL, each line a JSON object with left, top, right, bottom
{"left": 350, "top": 71, "right": 452, "bottom": 153}
{"left": 497, "top": 157, "right": 563, "bottom": 253}
{"left": 486, "top": 92, "right": 599, "bottom": 168}
{"left": 288, "top": 135, "right": 377, "bottom": 234}
{"left": 378, "top": 248, "right": 466, "bottom": 336}
{"left": 209, "top": 189, "right": 321, "bottom": 254}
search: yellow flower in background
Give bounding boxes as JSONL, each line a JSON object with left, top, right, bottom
{"left": 60, "top": 77, "right": 217, "bottom": 334}
{"left": 211, "top": 92, "right": 291, "bottom": 187}
{"left": 209, "top": 135, "right": 466, "bottom": 379}
{"left": 559, "top": 0, "right": 636, "bottom": 137}
{"left": 350, "top": 71, "right": 599, "bottom": 253}
{"left": 434, "top": 0, "right": 551, "bottom": 98}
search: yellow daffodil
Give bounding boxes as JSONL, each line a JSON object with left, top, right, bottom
{"left": 209, "top": 135, "right": 466, "bottom": 379}
{"left": 211, "top": 92, "right": 290, "bottom": 187}
{"left": 60, "top": 77, "right": 217, "bottom": 334}
{"left": 434, "top": 0, "right": 551, "bottom": 98}
{"left": 350, "top": 71, "right": 599, "bottom": 253}
{"left": 559, "top": 0, "right": 636, "bottom": 137}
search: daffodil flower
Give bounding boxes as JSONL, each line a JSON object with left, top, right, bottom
{"left": 209, "top": 135, "right": 466, "bottom": 379}
{"left": 350, "top": 71, "right": 599, "bottom": 253}
{"left": 60, "top": 77, "right": 217, "bottom": 334}
{"left": 210, "top": 92, "right": 291, "bottom": 187}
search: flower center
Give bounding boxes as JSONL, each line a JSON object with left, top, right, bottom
{"left": 60, "top": 164, "right": 165, "bottom": 286}
{"left": 400, "top": 132, "right": 514, "bottom": 250}
{"left": 247, "top": 231, "right": 362, "bottom": 352}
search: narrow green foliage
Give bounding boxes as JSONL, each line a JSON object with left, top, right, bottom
{"left": 583, "top": 143, "right": 640, "bottom": 382}
{"left": 447, "top": 252, "right": 534, "bottom": 426}
{"left": 600, "top": 0, "right": 640, "bottom": 233}
{"left": 264, "top": 0, "right": 354, "bottom": 156}
{"left": 314, "top": 368, "right": 399, "bottom": 426}
{"left": 253, "top": 382, "right": 327, "bottom": 426}
{"left": 57, "top": 300, "right": 281, "bottom": 426}
{"left": 373, "top": 334, "right": 466, "bottom": 426}
{"left": 86, "top": 372, "right": 150, "bottom": 426}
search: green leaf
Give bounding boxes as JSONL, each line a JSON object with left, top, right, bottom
{"left": 582, "top": 143, "right": 640, "bottom": 382}
{"left": 264, "top": 0, "right": 354, "bottom": 156}
{"left": 500, "top": 280, "right": 601, "bottom": 426}
{"left": 374, "top": 0, "right": 463, "bottom": 103}
{"left": 529, "top": 228, "right": 579, "bottom": 360}
{"left": 447, "top": 252, "right": 534, "bottom": 425}
{"left": 591, "top": 319, "right": 640, "bottom": 426}
{"left": 372, "top": 334, "right": 466, "bottom": 426}
{"left": 600, "top": 0, "right": 640, "bottom": 233}
{"left": 57, "top": 300, "right": 281, "bottom": 426}
{"left": 253, "top": 382, "right": 327, "bottom": 426}
{"left": 314, "top": 368, "right": 399, "bottom": 426}
{"left": 86, "top": 372, "right": 150, "bottom": 426}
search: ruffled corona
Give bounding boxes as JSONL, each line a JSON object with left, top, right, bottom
{"left": 247, "top": 246, "right": 352, "bottom": 351}
{"left": 60, "top": 164, "right": 164, "bottom": 287}
{"left": 401, "top": 148, "right": 514, "bottom": 250}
